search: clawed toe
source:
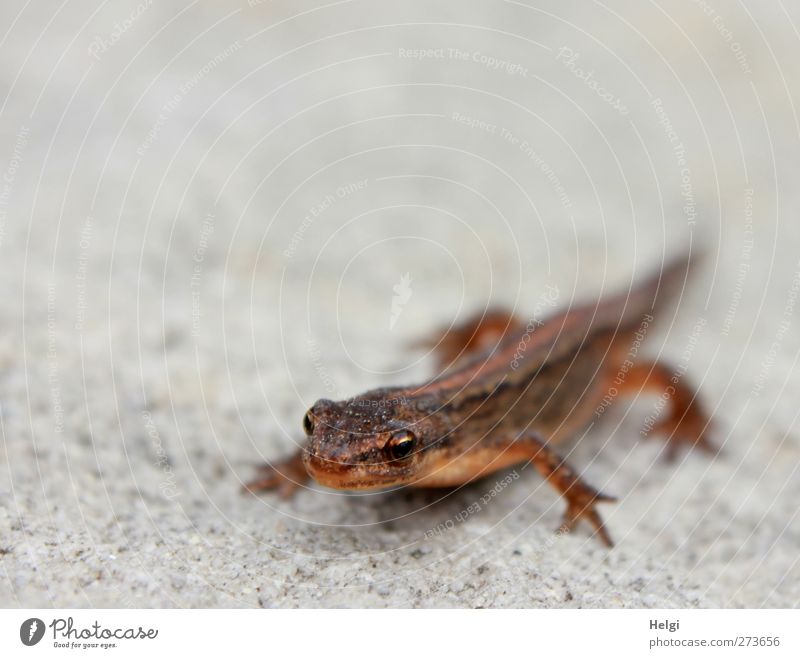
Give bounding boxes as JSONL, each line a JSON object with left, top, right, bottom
{"left": 560, "top": 491, "right": 617, "bottom": 547}
{"left": 650, "top": 411, "right": 718, "bottom": 462}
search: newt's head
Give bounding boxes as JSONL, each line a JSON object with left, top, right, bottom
{"left": 300, "top": 390, "right": 440, "bottom": 489}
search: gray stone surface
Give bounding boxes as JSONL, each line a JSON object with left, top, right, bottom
{"left": 1, "top": 1, "right": 798, "bottom": 607}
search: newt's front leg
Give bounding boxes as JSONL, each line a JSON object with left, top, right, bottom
{"left": 244, "top": 450, "right": 309, "bottom": 498}
{"left": 514, "top": 432, "right": 617, "bottom": 546}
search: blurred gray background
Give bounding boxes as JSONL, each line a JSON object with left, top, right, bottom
{"left": 1, "top": 0, "right": 798, "bottom": 607}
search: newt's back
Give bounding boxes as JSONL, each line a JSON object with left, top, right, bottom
{"left": 416, "top": 251, "right": 697, "bottom": 400}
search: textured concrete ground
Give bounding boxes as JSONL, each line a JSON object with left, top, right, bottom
{"left": 1, "top": 1, "right": 799, "bottom": 607}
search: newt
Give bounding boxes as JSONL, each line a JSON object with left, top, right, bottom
{"left": 245, "top": 252, "right": 715, "bottom": 546}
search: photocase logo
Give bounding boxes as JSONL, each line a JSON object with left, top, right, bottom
{"left": 20, "top": 618, "right": 45, "bottom": 646}
{"left": 390, "top": 272, "right": 413, "bottom": 330}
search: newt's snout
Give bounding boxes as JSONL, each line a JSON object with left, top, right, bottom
{"left": 301, "top": 434, "right": 421, "bottom": 490}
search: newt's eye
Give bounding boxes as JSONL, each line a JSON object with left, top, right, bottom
{"left": 302, "top": 411, "right": 315, "bottom": 435}
{"left": 386, "top": 430, "right": 416, "bottom": 461}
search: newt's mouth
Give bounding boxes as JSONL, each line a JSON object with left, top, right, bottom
{"left": 302, "top": 453, "right": 413, "bottom": 490}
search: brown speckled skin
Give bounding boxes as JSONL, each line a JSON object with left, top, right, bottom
{"left": 246, "top": 253, "right": 714, "bottom": 544}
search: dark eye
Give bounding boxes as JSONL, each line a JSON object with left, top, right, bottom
{"left": 386, "top": 430, "right": 416, "bottom": 461}
{"left": 302, "top": 411, "right": 315, "bottom": 435}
